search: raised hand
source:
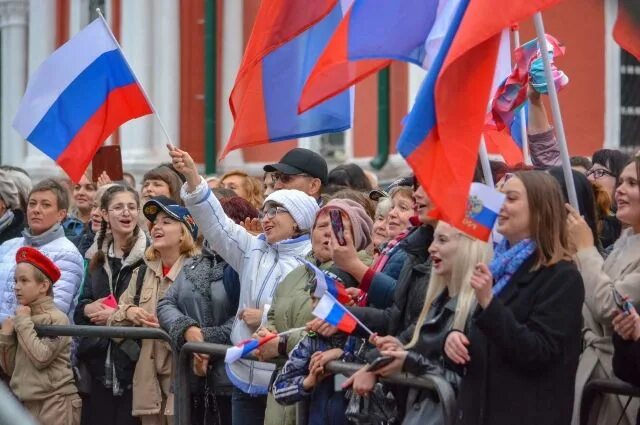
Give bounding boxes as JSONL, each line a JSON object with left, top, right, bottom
{"left": 167, "top": 144, "right": 199, "bottom": 191}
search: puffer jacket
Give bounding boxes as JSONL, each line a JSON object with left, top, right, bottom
{"left": 0, "top": 224, "right": 83, "bottom": 323}
{"left": 157, "top": 247, "right": 237, "bottom": 395}
{"left": 74, "top": 230, "right": 148, "bottom": 385}
{"left": 108, "top": 255, "right": 188, "bottom": 417}
{"left": 181, "top": 177, "right": 313, "bottom": 395}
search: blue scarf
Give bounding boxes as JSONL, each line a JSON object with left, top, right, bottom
{"left": 489, "top": 238, "right": 536, "bottom": 296}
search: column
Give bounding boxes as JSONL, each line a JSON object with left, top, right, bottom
{"left": 151, "top": 0, "right": 180, "bottom": 149}
{"left": 219, "top": 0, "right": 244, "bottom": 170}
{"left": 24, "top": 0, "right": 58, "bottom": 174}
{"left": 119, "top": 0, "right": 155, "bottom": 169}
{"left": 68, "top": 0, "right": 90, "bottom": 37}
{"left": 0, "top": 0, "right": 28, "bottom": 166}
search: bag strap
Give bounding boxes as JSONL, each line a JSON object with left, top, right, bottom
{"left": 133, "top": 264, "right": 147, "bottom": 306}
{"left": 615, "top": 396, "right": 633, "bottom": 425}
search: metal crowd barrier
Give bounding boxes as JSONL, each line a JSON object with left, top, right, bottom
{"left": 580, "top": 378, "right": 640, "bottom": 425}
{"left": 31, "top": 326, "right": 457, "bottom": 425}
{"left": 179, "top": 341, "right": 458, "bottom": 425}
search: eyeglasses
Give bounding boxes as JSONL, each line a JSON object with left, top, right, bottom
{"left": 272, "top": 173, "right": 312, "bottom": 184}
{"left": 258, "top": 206, "right": 289, "bottom": 220}
{"left": 586, "top": 168, "right": 615, "bottom": 180}
{"left": 108, "top": 205, "right": 139, "bottom": 215}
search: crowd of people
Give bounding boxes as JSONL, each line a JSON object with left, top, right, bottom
{"left": 0, "top": 93, "right": 639, "bottom": 425}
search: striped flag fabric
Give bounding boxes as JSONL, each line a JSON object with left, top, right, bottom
{"left": 225, "top": 334, "right": 279, "bottom": 364}
{"left": 451, "top": 183, "right": 506, "bottom": 241}
{"left": 12, "top": 18, "right": 152, "bottom": 182}
{"left": 302, "top": 259, "right": 352, "bottom": 305}
{"left": 312, "top": 292, "right": 357, "bottom": 334}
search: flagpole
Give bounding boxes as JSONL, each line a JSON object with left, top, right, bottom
{"left": 533, "top": 13, "right": 578, "bottom": 209}
{"left": 511, "top": 26, "right": 532, "bottom": 165}
{"left": 479, "top": 137, "right": 495, "bottom": 187}
{"left": 96, "top": 8, "right": 175, "bottom": 146}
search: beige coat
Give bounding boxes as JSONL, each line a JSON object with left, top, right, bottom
{"left": 108, "top": 255, "right": 186, "bottom": 417}
{"left": 0, "top": 296, "right": 77, "bottom": 401}
{"left": 573, "top": 228, "right": 640, "bottom": 425}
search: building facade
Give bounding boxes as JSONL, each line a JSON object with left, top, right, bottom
{"left": 0, "top": 0, "right": 637, "bottom": 182}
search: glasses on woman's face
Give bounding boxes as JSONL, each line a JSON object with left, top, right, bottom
{"left": 258, "top": 206, "right": 289, "bottom": 220}
{"left": 586, "top": 168, "right": 615, "bottom": 180}
{"left": 108, "top": 204, "right": 139, "bottom": 215}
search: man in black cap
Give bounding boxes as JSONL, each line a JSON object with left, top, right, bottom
{"left": 263, "top": 148, "right": 327, "bottom": 203}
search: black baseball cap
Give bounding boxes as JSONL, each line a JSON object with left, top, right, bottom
{"left": 143, "top": 196, "right": 199, "bottom": 240}
{"left": 263, "top": 148, "right": 328, "bottom": 185}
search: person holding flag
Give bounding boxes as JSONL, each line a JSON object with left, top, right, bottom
{"left": 251, "top": 199, "right": 373, "bottom": 425}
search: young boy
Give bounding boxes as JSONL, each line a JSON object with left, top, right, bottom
{"left": 272, "top": 280, "right": 360, "bottom": 425}
{"left": 0, "top": 246, "right": 81, "bottom": 425}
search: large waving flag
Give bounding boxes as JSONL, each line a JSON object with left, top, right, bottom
{"left": 221, "top": 1, "right": 351, "bottom": 158}
{"left": 299, "top": 0, "right": 445, "bottom": 113}
{"left": 12, "top": 18, "right": 152, "bottom": 182}
{"left": 397, "top": 0, "right": 562, "bottom": 224}
{"left": 614, "top": 0, "right": 640, "bottom": 60}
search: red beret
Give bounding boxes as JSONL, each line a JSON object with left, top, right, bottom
{"left": 15, "top": 247, "right": 61, "bottom": 284}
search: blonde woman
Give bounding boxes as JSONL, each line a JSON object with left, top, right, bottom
{"left": 344, "top": 222, "right": 491, "bottom": 416}
{"left": 109, "top": 196, "right": 200, "bottom": 425}
{"left": 220, "top": 170, "right": 264, "bottom": 210}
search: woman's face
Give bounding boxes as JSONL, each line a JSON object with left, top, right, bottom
{"left": 260, "top": 203, "right": 298, "bottom": 244}
{"left": 222, "top": 175, "right": 248, "bottom": 200}
{"left": 150, "top": 211, "right": 184, "bottom": 252}
{"left": 72, "top": 175, "right": 97, "bottom": 215}
{"left": 372, "top": 213, "right": 389, "bottom": 248}
{"left": 615, "top": 163, "right": 640, "bottom": 231}
{"left": 497, "top": 176, "right": 531, "bottom": 244}
{"left": 312, "top": 211, "right": 334, "bottom": 263}
{"left": 141, "top": 179, "right": 171, "bottom": 203}
{"left": 386, "top": 192, "right": 415, "bottom": 240}
{"left": 90, "top": 199, "right": 103, "bottom": 233}
{"left": 27, "top": 190, "right": 66, "bottom": 236}
{"left": 102, "top": 192, "right": 139, "bottom": 237}
{"left": 587, "top": 163, "right": 617, "bottom": 200}
{"left": 428, "top": 222, "right": 460, "bottom": 278}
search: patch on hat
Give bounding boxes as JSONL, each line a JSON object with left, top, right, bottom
{"left": 144, "top": 204, "right": 159, "bottom": 217}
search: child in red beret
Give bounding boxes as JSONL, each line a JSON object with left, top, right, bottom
{"left": 0, "top": 247, "right": 81, "bottom": 425}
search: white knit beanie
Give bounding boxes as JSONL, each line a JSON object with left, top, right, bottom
{"left": 263, "top": 189, "right": 319, "bottom": 231}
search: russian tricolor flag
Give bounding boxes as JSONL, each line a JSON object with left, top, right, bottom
{"left": 299, "top": 0, "right": 441, "bottom": 113}
{"left": 451, "top": 183, "right": 506, "bottom": 241}
{"left": 614, "top": 0, "right": 640, "bottom": 61}
{"left": 12, "top": 18, "right": 151, "bottom": 183}
{"left": 312, "top": 292, "right": 357, "bottom": 334}
{"left": 397, "top": 0, "right": 562, "bottom": 225}
{"left": 302, "top": 259, "right": 352, "bottom": 305}
{"left": 225, "top": 334, "right": 279, "bottom": 364}
{"left": 221, "top": 0, "right": 351, "bottom": 158}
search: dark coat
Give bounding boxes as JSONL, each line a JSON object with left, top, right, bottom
{"left": 350, "top": 225, "right": 433, "bottom": 336}
{"left": 156, "top": 249, "right": 238, "bottom": 395}
{"left": 612, "top": 333, "right": 640, "bottom": 425}
{"left": 0, "top": 209, "right": 25, "bottom": 245}
{"left": 71, "top": 225, "right": 96, "bottom": 258}
{"left": 450, "top": 257, "right": 584, "bottom": 425}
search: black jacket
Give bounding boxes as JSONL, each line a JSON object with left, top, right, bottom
{"left": 156, "top": 249, "right": 238, "bottom": 395}
{"left": 612, "top": 333, "right": 640, "bottom": 425}
{"left": 450, "top": 257, "right": 584, "bottom": 425}
{"left": 349, "top": 225, "right": 434, "bottom": 336}
{"left": 0, "top": 209, "right": 26, "bottom": 245}
{"left": 71, "top": 225, "right": 96, "bottom": 258}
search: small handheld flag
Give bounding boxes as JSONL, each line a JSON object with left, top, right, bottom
{"left": 12, "top": 17, "right": 152, "bottom": 182}
{"left": 302, "top": 259, "right": 351, "bottom": 304}
{"left": 451, "top": 183, "right": 506, "bottom": 242}
{"left": 312, "top": 292, "right": 371, "bottom": 335}
{"left": 224, "top": 327, "right": 305, "bottom": 364}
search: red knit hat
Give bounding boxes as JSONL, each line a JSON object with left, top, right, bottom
{"left": 15, "top": 247, "right": 61, "bottom": 284}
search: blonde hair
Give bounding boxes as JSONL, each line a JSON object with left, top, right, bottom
{"left": 220, "top": 170, "right": 264, "bottom": 210}
{"left": 146, "top": 222, "right": 200, "bottom": 261}
{"left": 405, "top": 229, "right": 492, "bottom": 349}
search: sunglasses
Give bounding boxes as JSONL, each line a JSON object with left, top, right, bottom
{"left": 258, "top": 206, "right": 290, "bottom": 220}
{"left": 272, "top": 173, "right": 312, "bottom": 184}
{"left": 586, "top": 168, "right": 615, "bottom": 179}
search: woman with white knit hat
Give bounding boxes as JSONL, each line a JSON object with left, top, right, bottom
{"left": 167, "top": 145, "right": 318, "bottom": 425}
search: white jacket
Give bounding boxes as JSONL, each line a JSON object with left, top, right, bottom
{"left": 182, "top": 178, "right": 312, "bottom": 394}
{"left": 0, "top": 230, "right": 83, "bottom": 323}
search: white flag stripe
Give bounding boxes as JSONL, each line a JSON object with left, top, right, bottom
{"left": 312, "top": 294, "right": 336, "bottom": 320}
{"left": 13, "top": 19, "right": 118, "bottom": 136}
{"left": 470, "top": 183, "right": 506, "bottom": 212}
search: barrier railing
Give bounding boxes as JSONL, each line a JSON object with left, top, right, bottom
{"left": 178, "top": 341, "right": 457, "bottom": 425}
{"left": 580, "top": 378, "right": 640, "bottom": 425}
{"left": 31, "top": 326, "right": 457, "bottom": 425}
